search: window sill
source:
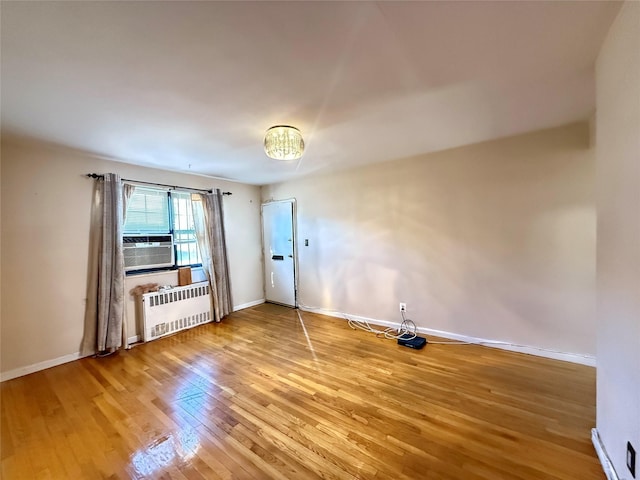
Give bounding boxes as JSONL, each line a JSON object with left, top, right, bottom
{"left": 125, "top": 267, "right": 206, "bottom": 282}
{"left": 125, "top": 269, "right": 177, "bottom": 279}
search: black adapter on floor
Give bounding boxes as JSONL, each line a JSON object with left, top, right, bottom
{"left": 397, "top": 333, "right": 427, "bottom": 350}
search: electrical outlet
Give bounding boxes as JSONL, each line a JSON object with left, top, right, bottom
{"left": 628, "top": 441, "right": 636, "bottom": 478}
{"left": 399, "top": 303, "right": 407, "bottom": 312}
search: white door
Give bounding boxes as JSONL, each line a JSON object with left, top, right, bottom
{"left": 262, "top": 200, "right": 296, "bottom": 307}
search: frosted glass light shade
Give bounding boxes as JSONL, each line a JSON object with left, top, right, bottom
{"left": 264, "top": 125, "right": 304, "bottom": 160}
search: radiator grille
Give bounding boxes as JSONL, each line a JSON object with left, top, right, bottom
{"left": 141, "top": 282, "right": 211, "bottom": 342}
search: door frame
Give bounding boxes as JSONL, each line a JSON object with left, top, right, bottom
{"left": 261, "top": 198, "right": 298, "bottom": 307}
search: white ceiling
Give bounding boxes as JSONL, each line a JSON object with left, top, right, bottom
{"left": 1, "top": 1, "right": 621, "bottom": 185}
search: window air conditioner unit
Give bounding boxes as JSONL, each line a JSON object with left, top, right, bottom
{"left": 123, "top": 234, "right": 174, "bottom": 271}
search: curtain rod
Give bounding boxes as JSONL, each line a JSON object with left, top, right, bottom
{"left": 86, "top": 173, "right": 232, "bottom": 195}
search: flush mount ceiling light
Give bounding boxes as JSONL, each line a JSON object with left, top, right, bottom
{"left": 264, "top": 125, "right": 304, "bottom": 161}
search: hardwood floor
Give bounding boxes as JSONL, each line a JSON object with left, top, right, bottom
{"left": 1, "top": 304, "right": 603, "bottom": 479}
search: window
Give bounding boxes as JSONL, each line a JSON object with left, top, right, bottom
{"left": 123, "top": 187, "right": 201, "bottom": 272}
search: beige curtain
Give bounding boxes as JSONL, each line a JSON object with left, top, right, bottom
{"left": 81, "top": 174, "right": 130, "bottom": 355}
{"left": 121, "top": 183, "right": 136, "bottom": 348}
{"left": 192, "top": 190, "right": 233, "bottom": 322}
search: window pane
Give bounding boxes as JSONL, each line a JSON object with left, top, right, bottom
{"left": 172, "top": 192, "right": 201, "bottom": 266}
{"left": 124, "top": 188, "right": 170, "bottom": 233}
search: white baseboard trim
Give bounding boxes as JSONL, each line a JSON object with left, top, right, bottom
{"left": 417, "top": 325, "right": 596, "bottom": 366}
{"left": 127, "top": 335, "right": 141, "bottom": 345}
{"left": 298, "top": 306, "right": 596, "bottom": 366}
{"left": 233, "top": 298, "right": 266, "bottom": 311}
{"left": 2, "top": 304, "right": 594, "bottom": 382}
{"left": 592, "top": 428, "right": 620, "bottom": 480}
{"left": 0, "top": 351, "right": 87, "bottom": 383}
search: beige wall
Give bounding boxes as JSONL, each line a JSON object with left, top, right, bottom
{"left": 0, "top": 137, "right": 264, "bottom": 377}
{"left": 595, "top": 1, "right": 640, "bottom": 476}
{"left": 263, "top": 123, "right": 596, "bottom": 356}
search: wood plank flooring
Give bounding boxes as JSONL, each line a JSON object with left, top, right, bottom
{"left": 1, "top": 304, "right": 604, "bottom": 479}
